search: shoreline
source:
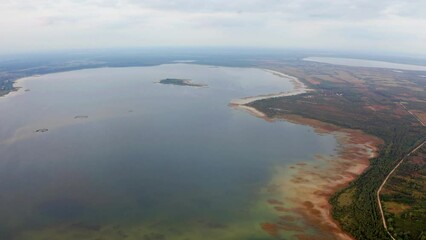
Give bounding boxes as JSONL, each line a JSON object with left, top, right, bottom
{"left": 5, "top": 67, "right": 384, "bottom": 239}
{"left": 229, "top": 69, "right": 312, "bottom": 107}
{"left": 266, "top": 115, "right": 382, "bottom": 240}
{"left": 0, "top": 75, "right": 39, "bottom": 100}
{"left": 230, "top": 69, "right": 382, "bottom": 239}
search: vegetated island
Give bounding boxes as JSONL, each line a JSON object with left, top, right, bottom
{"left": 35, "top": 128, "right": 48, "bottom": 133}
{"left": 158, "top": 78, "right": 207, "bottom": 87}
{"left": 239, "top": 61, "right": 426, "bottom": 240}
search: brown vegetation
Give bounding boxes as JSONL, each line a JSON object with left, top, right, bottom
{"left": 250, "top": 59, "right": 426, "bottom": 239}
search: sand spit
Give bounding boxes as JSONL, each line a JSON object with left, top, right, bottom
{"left": 230, "top": 69, "right": 312, "bottom": 106}
{"left": 261, "top": 115, "right": 383, "bottom": 240}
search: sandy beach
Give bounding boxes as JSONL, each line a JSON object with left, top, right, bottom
{"left": 0, "top": 75, "right": 40, "bottom": 100}
{"left": 229, "top": 69, "right": 311, "bottom": 107}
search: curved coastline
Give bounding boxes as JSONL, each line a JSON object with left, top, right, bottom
{"left": 2, "top": 66, "right": 384, "bottom": 239}
{"left": 269, "top": 115, "right": 382, "bottom": 240}
{"left": 231, "top": 69, "right": 383, "bottom": 239}
{"left": 0, "top": 75, "right": 37, "bottom": 100}
{"left": 230, "top": 69, "right": 312, "bottom": 106}
{"left": 229, "top": 69, "right": 311, "bottom": 121}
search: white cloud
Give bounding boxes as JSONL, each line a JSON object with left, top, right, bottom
{"left": 0, "top": 0, "right": 425, "bottom": 55}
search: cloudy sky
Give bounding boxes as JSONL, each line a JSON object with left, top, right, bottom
{"left": 1, "top": 0, "right": 425, "bottom": 55}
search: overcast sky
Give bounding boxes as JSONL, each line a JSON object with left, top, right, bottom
{"left": 1, "top": 0, "right": 425, "bottom": 55}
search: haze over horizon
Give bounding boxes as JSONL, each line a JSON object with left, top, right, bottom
{"left": 1, "top": 0, "right": 426, "bottom": 56}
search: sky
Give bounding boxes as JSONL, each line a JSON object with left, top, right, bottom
{"left": 1, "top": 0, "right": 425, "bottom": 55}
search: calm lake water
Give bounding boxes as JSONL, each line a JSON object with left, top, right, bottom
{"left": 304, "top": 57, "right": 426, "bottom": 71}
{"left": 0, "top": 64, "right": 336, "bottom": 240}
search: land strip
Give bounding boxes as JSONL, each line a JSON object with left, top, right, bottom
{"left": 377, "top": 99, "right": 426, "bottom": 240}
{"left": 248, "top": 60, "right": 426, "bottom": 239}
{"left": 377, "top": 141, "right": 425, "bottom": 240}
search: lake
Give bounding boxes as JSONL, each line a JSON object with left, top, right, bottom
{"left": 0, "top": 64, "right": 337, "bottom": 240}
{"left": 304, "top": 57, "right": 426, "bottom": 71}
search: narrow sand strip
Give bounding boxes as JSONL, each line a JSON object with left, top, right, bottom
{"left": 229, "top": 69, "right": 312, "bottom": 106}
{"left": 0, "top": 75, "right": 40, "bottom": 100}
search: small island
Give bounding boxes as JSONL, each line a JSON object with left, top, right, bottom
{"left": 158, "top": 78, "right": 207, "bottom": 87}
{"left": 35, "top": 128, "right": 48, "bottom": 133}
